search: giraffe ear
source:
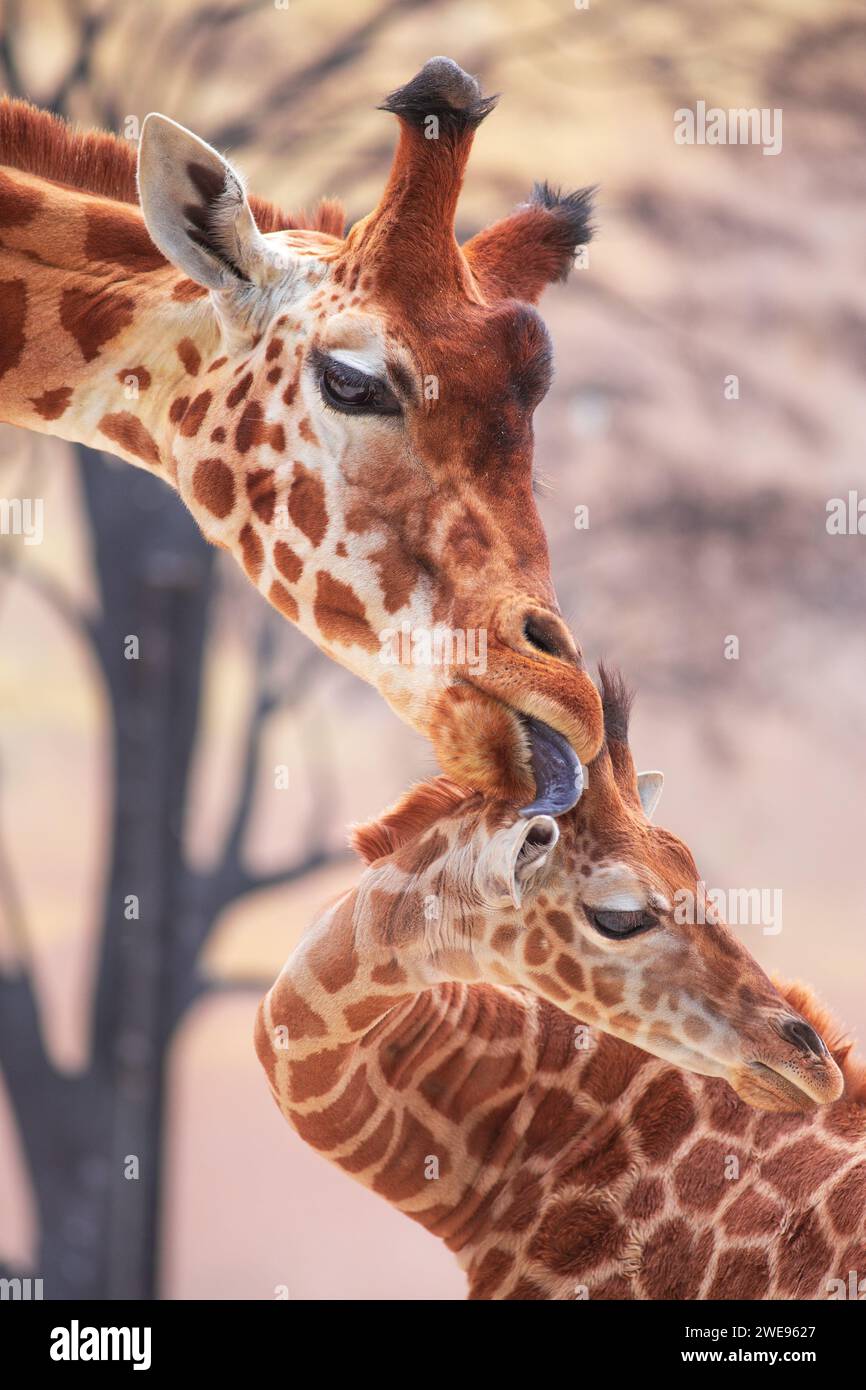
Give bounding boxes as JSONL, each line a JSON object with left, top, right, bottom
{"left": 137, "top": 114, "right": 276, "bottom": 290}
{"left": 475, "top": 815, "right": 560, "bottom": 909}
{"left": 637, "top": 770, "right": 664, "bottom": 819}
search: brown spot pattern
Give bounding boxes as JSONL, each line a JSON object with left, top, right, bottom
{"left": 178, "top": 390, "right": 212, "bottom": 437}
{"left": 313, "top": 571, "right": 378, "bottom": 652}
{"left": 0, "top": 170, "right": 43, "bottom": 226}
{"left": 30, "top": 385, "right": 72, "bottom": 420}
{"left": 84, "top": 205, "right": 165, "bottom": 272}
{"left": 176, "top": 337, "right": 201, "bottom": 375}
{"left": 269, "top": 580, "right": 299, "bottom": 622}
{"left": 288, "top": 461, "right": 328, "bottom": 546}
{"left": 0, "top": 278, "right": 26, "bottom": 383}
{"left": 239, "top": 523, "right": 264, "bottom": 582}
{"left": 117, "top": 365, "right": 151, "bottom": 392}
{"left": 192, "top": 458, "right": 235, "bottom": 518}
{"left": 97, "top": 412, "right": 161, "bottom": 467}
{"left": 59, "top": 284, "right": 134, "bottom": 363}
{"left": 246, "top": 467, "right": 276, "bottom": 522}
{"left": 274, "top": 540, "right": 303, "bottom": 584}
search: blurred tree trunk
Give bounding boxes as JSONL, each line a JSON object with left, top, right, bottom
{"left": 0, "top": 451, "right": 214, "bottom": 1299}
{"left": 0, "top": 441, "right": 338, "bottom": 1298}
{"left": 83, "top": 449, "right": 215, "bottom": 1299}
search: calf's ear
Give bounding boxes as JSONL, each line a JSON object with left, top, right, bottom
{"left": 475, "top": 815, "right": 560, "bottom": 909}
{"left": 637, "top": 770, "right": 664, "bottom": 819}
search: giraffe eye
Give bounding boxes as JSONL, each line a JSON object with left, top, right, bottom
{"left": 318, "top": 355, "right": 401, "bottom": 417}
{"left": 587, "top": 908, "right": 658, "bottom": 940}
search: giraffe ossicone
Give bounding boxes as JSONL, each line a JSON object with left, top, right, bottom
{"left": 257, "top": 666, "right": 862, "bottom": 1300}
{"left": 0, "top": 57, "right": 603, "bottom": 812}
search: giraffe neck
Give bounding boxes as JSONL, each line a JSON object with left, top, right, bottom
{"left": 256, "top": 882, "right": 566, "bottom": 1250}
{"left": 0, "top": 164, "right": 222, "bottom": 480}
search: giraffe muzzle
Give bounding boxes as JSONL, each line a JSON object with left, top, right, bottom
{"left": 731, "top": 1037, "right": 844, "bottom": 1113}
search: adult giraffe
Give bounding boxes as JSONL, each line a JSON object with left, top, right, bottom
{"left": 256, "top": 668, "right": 862, "bottom": 1300}
{"left": 0, "top": 58, "right": 601, "bottom": 814}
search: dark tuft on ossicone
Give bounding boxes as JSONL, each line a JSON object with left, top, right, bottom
{"left": 529, "top": 182, "right": 596, "bottom": 275}
{"left": 379, "top": 56, "right": 498, "bottom": 133}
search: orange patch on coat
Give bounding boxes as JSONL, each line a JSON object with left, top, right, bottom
{"left": 239, "top": 523, "right": 264, "bottom": 582}
{"left": 227, "top": 372, "right": 253, "bottom": 408}
{"left": 0, "top": 278, "right": 27, "bottom": 383}
{"left": 235, "top": 398, "right": 285, "bottom": 455}
{"left": 59, "top": 284, "right": 135, "bottom": 363}
{"left": 98, "top": 412, "right": 161, "bottom": 467}
{"left": 298, "top": 415, "right": 319, "bottom": 446}
{"left": 178, "top": 390, "right": 212, "bottom": 437}
{"left": 84, "top": 205, "right": 165, "bottom": 272}
{"left": 172, "top": 278, "right": 208, "bottom": 301}
{"left": 288, "top": 461, "right": 328, "bottom": 546}
{"left": 313, "top": 571, "right": 378, "bottom": 653}
{"left": 246, "top": 468, "right": 276, "bottom": 523}
{"left": 192, "top": 458, "right": 235, "bottom": 518}
{"left": 30, "top": 385, "right": 73, "bottom": 420}
{"left": 269, "top": 580, "right": 299, "bottom": 622}
{"left": 274, "top": 540, "right": 303, "bottom": 584}
{"left": 176, "top": 338, "right": 201, "bottom": 376}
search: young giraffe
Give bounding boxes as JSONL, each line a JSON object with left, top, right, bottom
{"left": 256, "top": 668, "right": 864, "bottom": 1300}
{"left": 0, "top": 59, "right": 603, "bottom": 811}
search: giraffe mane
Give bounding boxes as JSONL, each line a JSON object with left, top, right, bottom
{"left": 350, "top": 776, "right": 473, "bottom": 864}
{"left": 0, "top": 98, "right": 345, "bottom": 237}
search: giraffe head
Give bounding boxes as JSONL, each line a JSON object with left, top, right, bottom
{"left": 353, "top": 666, "right": 844, "bottom": 1114}
{"left": 135, "top": 58, "right": 602, "bottom": 813}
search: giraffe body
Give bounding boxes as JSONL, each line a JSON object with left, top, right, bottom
{"left": 257, "top": 670, "right": 862, "bottom": 1299}
{"left": 264, "top": 971, "right": 865, "bottom": 1300}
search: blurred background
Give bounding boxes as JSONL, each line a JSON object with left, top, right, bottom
{"left": 0, "top": 0, "right": 864, "bottom": 1300}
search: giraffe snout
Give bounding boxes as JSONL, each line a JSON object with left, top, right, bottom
{"left": 730, "top": 1007, "right": 844, "bottom": 1112}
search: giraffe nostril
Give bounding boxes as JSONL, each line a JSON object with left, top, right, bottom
{"left": 522, "top": 612, "right": 578, "bottom": 664}
{"left": 780, "top": 1016, "right": 828, "bottom": 1060}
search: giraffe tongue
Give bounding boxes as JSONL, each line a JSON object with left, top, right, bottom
{"left": 519, "top": 717, "right": 584, "bottom": 818}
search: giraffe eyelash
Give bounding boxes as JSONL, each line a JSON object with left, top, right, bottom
{"left": 586, "top": 907, "right": 660, "bottom": 940}
{"left": 312, "top": 348, "right": 402, "bottom": 419}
